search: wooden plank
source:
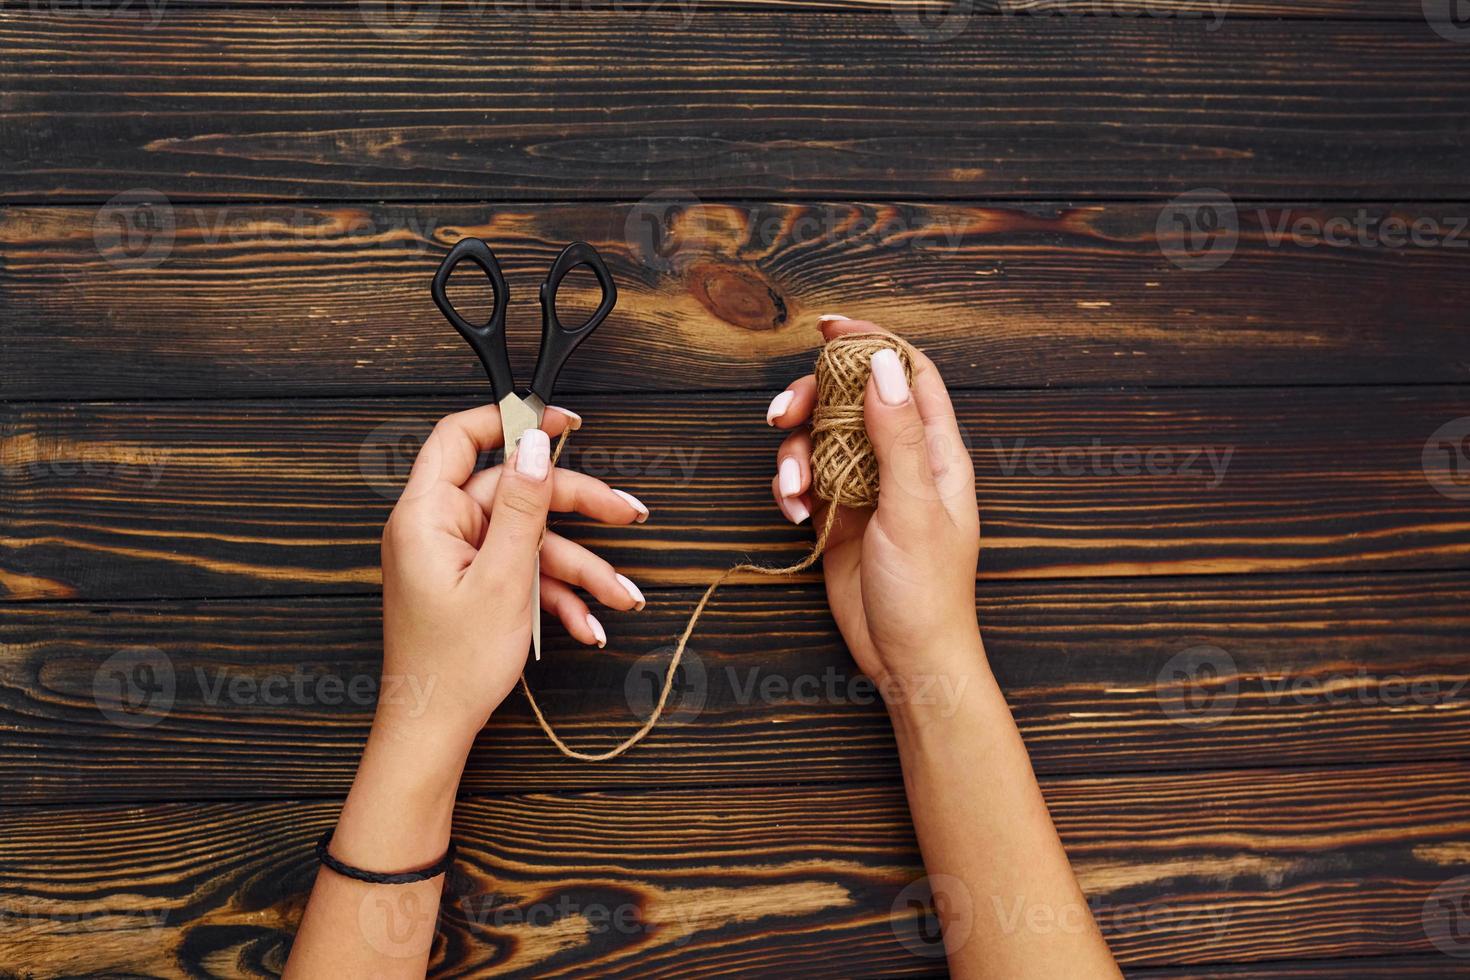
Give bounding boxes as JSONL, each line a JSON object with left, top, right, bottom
{"left": 1129, "top": 954, "right": 1470, "bottom": 978}
{"left": 3, "top": 14, "right": 1469, "bottom": 202}
{"left": 0, "top": 0, "right": 1428, "bottom": 18}
{"left": 3, "top": 387, "right": 1470, "bottom": 601}
{"left": 3, "top": 574, "right": 1469, "bottom": 804}
{"left": 7, "top": 202, "right": 1470, "bottom": 400}
{"left": 1, "top": 765, "right": 1468, "bottom": 975}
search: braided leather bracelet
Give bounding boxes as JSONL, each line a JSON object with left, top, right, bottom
{"left": 315, "top": 828, "right": 456, "bottom": 885}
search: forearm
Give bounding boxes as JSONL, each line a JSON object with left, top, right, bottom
{"left": 887, "top": 634, "right": 1120, "bottom": 979}
{"left": 285, "top": 717, "right": 471, "bottom": 978}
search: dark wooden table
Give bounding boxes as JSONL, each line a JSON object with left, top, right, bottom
{"left": 3, "top": 0, "right": 1470, "bottom": 975}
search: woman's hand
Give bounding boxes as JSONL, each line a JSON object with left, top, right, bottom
{"left": 768, "top": 320, "right": 1120, "bottom": 980}
{"left": 289, "top": 402, "right": 651, "bottom": 978}
{"left": 767, "top": 317, "right": 981, "bottom": 699}
{"left": 377, "top": 403, "right": 649, "bottom": 768}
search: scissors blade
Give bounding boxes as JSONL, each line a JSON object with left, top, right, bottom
{"left": 499, "top": 392, "right": 545, "bottom": 661}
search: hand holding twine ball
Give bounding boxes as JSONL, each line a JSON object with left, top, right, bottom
{"left": 523, "top": 331, "right": 920, "bottom": 760}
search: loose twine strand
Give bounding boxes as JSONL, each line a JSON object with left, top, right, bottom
{"left": 518, "top": 332, "right": 917, "bottom": 761}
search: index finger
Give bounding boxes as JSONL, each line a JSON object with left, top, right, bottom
{"left": 404, "top": 403, "right": 576, "bottom": 495}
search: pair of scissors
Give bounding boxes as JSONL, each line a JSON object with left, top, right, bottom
{"left": 431, "top": 238, "right": 617, "bottom": 661}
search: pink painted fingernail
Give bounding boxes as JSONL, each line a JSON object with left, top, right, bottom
{"left": 766, "top": 390, "right": 795, "bottom": 426}
{"left": 586, "top": 613, "right": 607, "bottom": 648}
{"left": 615, "top": 573, "right": 646, "bottom": 611}
{"left": 779, "top": 456, "right": 802, "bottom": 498}
{"left": 817, "top": 313, "right": 851, "bottom": 325}
{"left": 870, "top": 348, "right": 910, "bottom": 407}
{"left": 778, "top": 493, "right": 811, "bottom": 525}
{"left": 549, "top": 405, "right": 582, "bottom": 430}
{"left": 515, "top": 428, "right": 551, "bottom": 479}
{"left": 612, "top": 488, "right": 649, "bottom": 523}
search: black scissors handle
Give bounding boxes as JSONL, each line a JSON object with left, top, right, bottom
{"left": 431, "top": 238, "right": 514, "bottom": 401}
{"left": 530, "top": 242, "right": 617, "bottom": 406}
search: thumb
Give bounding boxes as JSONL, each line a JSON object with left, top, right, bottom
{"left": 864, "top": 347, "right": 939, "bottom": 533}
{"left": 470, "top": 427, "right": 553, "bottom": 586}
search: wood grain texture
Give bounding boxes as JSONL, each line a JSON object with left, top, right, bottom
{"left": 3, "top": 387, "right": 1469, "bottom": 600}
{"left": 7, "top": 201, "right": 1470, "bottom": 399}
{"left": 2, "top": 765, "right": 1469, "bottom": 975}
{"left": 0, "top": 0, "right": 1430, "bottom": 17}
{"left": 3, "top": 13, "right": 1470, "bottom": 202}
{"left": 2, "top": 574, "right": 1469, "bottom": 803}
{"left": 1129, "top": 954, "right": 1470, "bottom": 978}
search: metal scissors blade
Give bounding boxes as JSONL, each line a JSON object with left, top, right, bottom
{"left": 499, "top": 392, "right": 545, "bottom": 660}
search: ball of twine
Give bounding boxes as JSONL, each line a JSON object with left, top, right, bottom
{"left": 810, "top": 332, "right": 918, "bottom": 507}
{"left": 524, "top": 330, "right": 917, "bottom": 761}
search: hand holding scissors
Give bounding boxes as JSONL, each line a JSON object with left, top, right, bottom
{"left": 431, "top": 239, "right": 620, "bottom": 662}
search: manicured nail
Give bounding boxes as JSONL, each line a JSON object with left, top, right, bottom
{"left": 778, "top": 493, "right": 811, "bottom": 525}
{"left": 779, "top": 456, "right": 803, "bottom": 498}
{"left": 549, "top": 405, "right": 582, "bottom": 430}
{"left": 871, "top": 348, "right": 910, "bottom": 407}
{"left": 817, "top": 313, "right": 851, "bottom": 325}
{"left": 586, "top": 613, "right": 607, "bottom": 648}
{"left": 766, "top": 390, "right": 795, "bottom": 426}
{"left": 515, "top": 428, "right": 550, "bottom": 479}
{"left": 611, "top": 488, "right": 649, "bottom": 523}
{"left": 615, "top": 573, "right": 646, "bottom": 611}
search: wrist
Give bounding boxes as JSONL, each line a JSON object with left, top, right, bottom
{"left": 365, "top": 705, "right": 475, "bottom": 792}
{"left": 330, "top": 722, "right": 465, "bottom": 871}
{"left": 879, "top": 628, "right": 992, "bottom": 732}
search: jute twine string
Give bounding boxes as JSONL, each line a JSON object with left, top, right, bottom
{"left": 519, "top": 332, "right": 917, "bottom": 761}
